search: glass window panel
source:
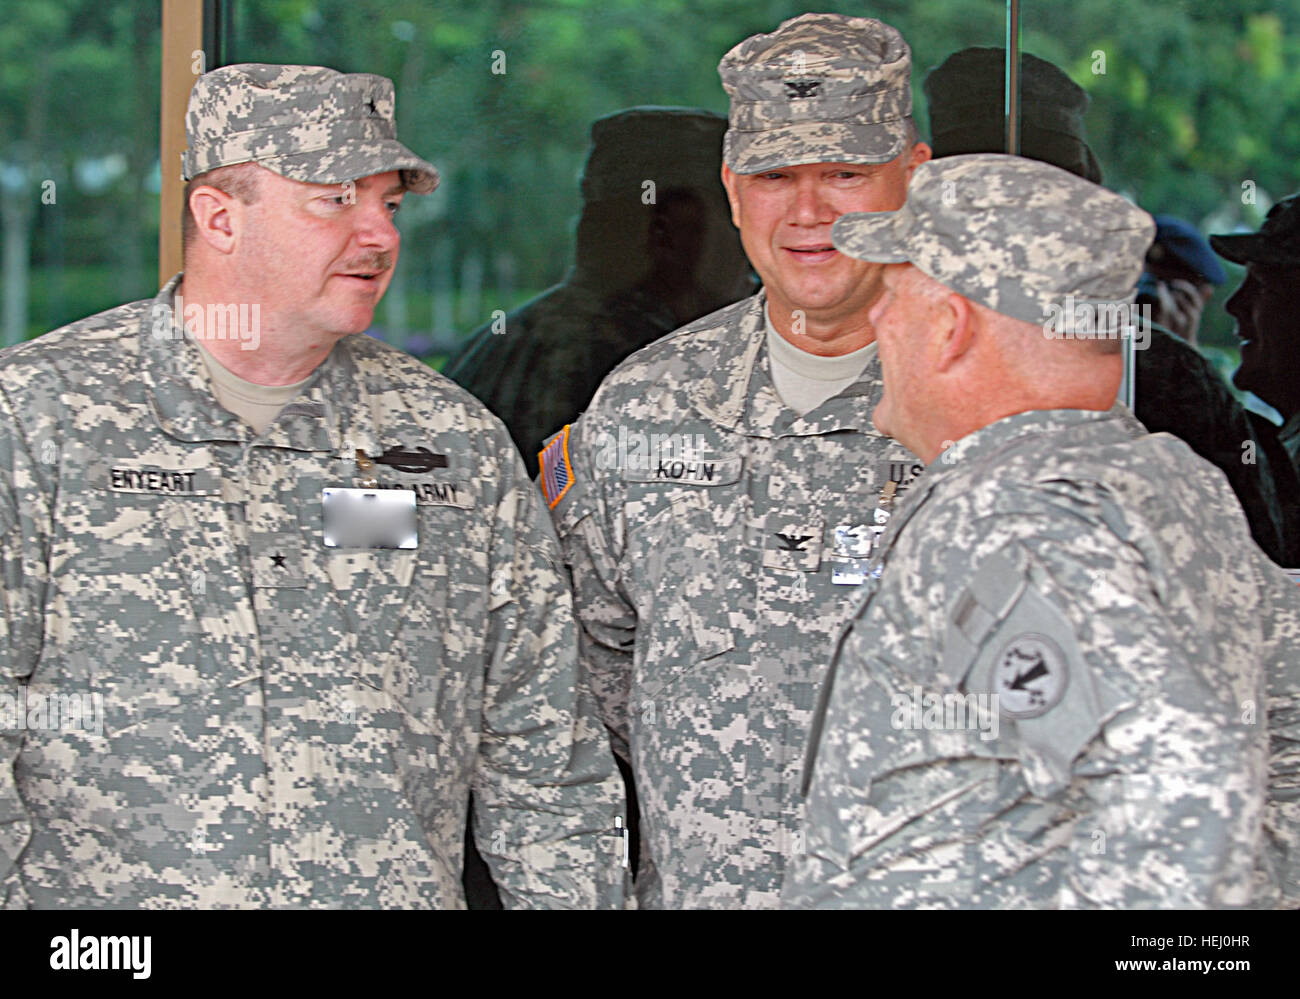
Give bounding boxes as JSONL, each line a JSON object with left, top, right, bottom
{"left": 222, "top": 1, "right": 1007, "bottom": 362}
{"left": 2, "top": 1, "right": 161, "bottom": 346}
{"left": 1020, "top": 0, "right": 1300, "bottom": 566}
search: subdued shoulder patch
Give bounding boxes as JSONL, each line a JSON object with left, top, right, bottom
{"left": 992, "top": 632, "right": 1069, "bottom": 718}
{"left": 946, "top": 544, "right": 1135, "bottom": 797}
{"left": 538, "top": 425, "right": 575, "bottom": 509}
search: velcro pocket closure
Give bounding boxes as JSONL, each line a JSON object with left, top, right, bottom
{"left": 633, "top": 494, "right": 736, "bottom": 700}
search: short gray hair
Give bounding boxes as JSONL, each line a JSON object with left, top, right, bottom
{"left": 181, "top": 162, "right": 263, "bottom": 261}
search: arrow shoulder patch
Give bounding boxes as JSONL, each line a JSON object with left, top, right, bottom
{"left": 992, "top": 632, "right": 1069, "bottom": 719}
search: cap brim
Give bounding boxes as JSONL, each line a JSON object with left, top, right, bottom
{"left": 1207, "top": 232, "right": 1300, "bottom": 267}
{"left": 260, "top": 138, "right": 440, "bottom": 194}
{"left": 725, "top": 118, "right": 906, "bottom": 174}
{"left": 831, "top": 210, "right": 912, "bottom": 263}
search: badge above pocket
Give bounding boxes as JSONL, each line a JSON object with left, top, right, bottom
{"left": 878, "top": 457, "right": 925, "bottom": 503}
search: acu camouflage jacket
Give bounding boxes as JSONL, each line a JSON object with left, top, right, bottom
{"left": 546, "top": 291, "right": 922, "bottom": 908}
{"left": 0, "top": 276, "right": 624, "bottom": 909}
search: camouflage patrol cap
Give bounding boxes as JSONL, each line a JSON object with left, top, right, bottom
{"left": 182, "top": 63, "right": 439, "bottom": 193}
{"left": 718, "top": 13, "right": 914, "bottom": 174}
{"left": 832, "top": 154, "right": 1154, "bottom": 326}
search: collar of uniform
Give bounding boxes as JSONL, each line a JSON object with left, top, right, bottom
{"left": 141, "top": 274, "right": 361, "bottom": 454}
{"left": 741, "top": 317, "right": 884, "bottom": 438}
{"left": 141, "top": 273, "right": 249, "bottom": 444}
{"left": 780, "top": 352, "right": 883, "bottom": 436}
{"left": 924, "top": 405, "right": 1131, "bottom": 482}
{"left": 254, "top": 333, "right": 380, "bottom": 455}
{"left": 688, "top": 291, "right": 767, "bottom": 430}
{"left": 688, "top": 290, "right": 884, "bottom": 439}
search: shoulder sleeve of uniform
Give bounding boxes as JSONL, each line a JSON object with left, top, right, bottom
{"left": 1260, "top": 555, "right": 1300, "bottom": 906}
{"left": 474, "top": 443, "right": 625, "bottom": 909}
{"left": 938, "top": 480, "right": 1271, "bottom": 905}
{"left": 538, "top": 419, "right": 607, "bottom": 535}
{"left": 942, "top": 542, "right": 1135, "bottom": 798}
{"left": 538, "top": 424, "right": 579, "bottom": 514}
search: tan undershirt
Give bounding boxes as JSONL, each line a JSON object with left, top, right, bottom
{"left": 765, "top": 306, "right": 877, "bottom": 417}
{"left": 195, "top": 341, "right": 313, "bottom": 435}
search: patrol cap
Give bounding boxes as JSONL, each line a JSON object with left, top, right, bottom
{"left": 832, "top": 154, "right": 1155, "bottom": 326}
{"left": 718, "top": 13, "right": 914, "bottom": 174}
{"left": 1210, "top": 195, "right": 1300, "bottom": 267}
{"left": 1150, "top": 215, "right": 1227, "bottom": 285}
{"left": 182, "top": 63, "right": 439, "bottom": 193}
{"left": 581, "top": 107, "right": 727, "bottom": 202}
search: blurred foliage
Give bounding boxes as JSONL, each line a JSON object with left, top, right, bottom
{"left": 6, "top": 0, "right": 1300, "bottom": 358}
{"left": 1, "top": 0, "right": 159, "bottom": 340}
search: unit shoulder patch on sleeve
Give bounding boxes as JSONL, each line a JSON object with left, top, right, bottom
{"left": 944, "top": 544, "right": 1134, "bottom": 797}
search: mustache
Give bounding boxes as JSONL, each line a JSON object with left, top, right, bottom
{"left": 340, "top": 251, "right": 393, "bottom": 275}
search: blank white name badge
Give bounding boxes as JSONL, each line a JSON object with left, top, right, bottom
{"left": 322, "top": 487, "right": 418, "bottom": 549}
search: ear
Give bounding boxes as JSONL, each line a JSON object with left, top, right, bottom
{"left": 188, "top": 185, "right": 240, "bottom": 255}
{"left": 905, "top": 142, "right": 932, "bottom": 181}
{"left": 720, "top": 164, "right": 742, "bottom": 230}
{"left": 935, "top": 292, "right": 976, "bottom": 373}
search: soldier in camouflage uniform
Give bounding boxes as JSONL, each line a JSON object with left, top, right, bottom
{"left": 785, "top": 154, "right": 1300, "bottom": 908}
{"left": 541, "top": 14, "right": 933, "bottom": 907}
{"left": 923, "top": 46, "right": 1300, "bottom": 567}
{"left": 0, "top": 63, "right": 624, "bottom": 908}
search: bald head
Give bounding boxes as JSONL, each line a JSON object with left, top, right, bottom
{"left": 868, "top": 263, "right": 1124, "bottom": 462}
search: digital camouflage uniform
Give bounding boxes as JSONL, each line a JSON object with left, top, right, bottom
{"left": 785, "top": 406, "right": 1300, "bottom": 908}
{"left": 0, "top": 278, "right": 625, "bottom": 908}
{"left": 541, "top": 13, "right": 928, "bottom": 908}
{"left": 544, "top": 292, "right": 922, "bottom": 908}
{"left": 785, "top": 154, "right": 1300, "bottom": 908}
{"left": 0, "top": 63, "right": 625, "bottom": 909}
